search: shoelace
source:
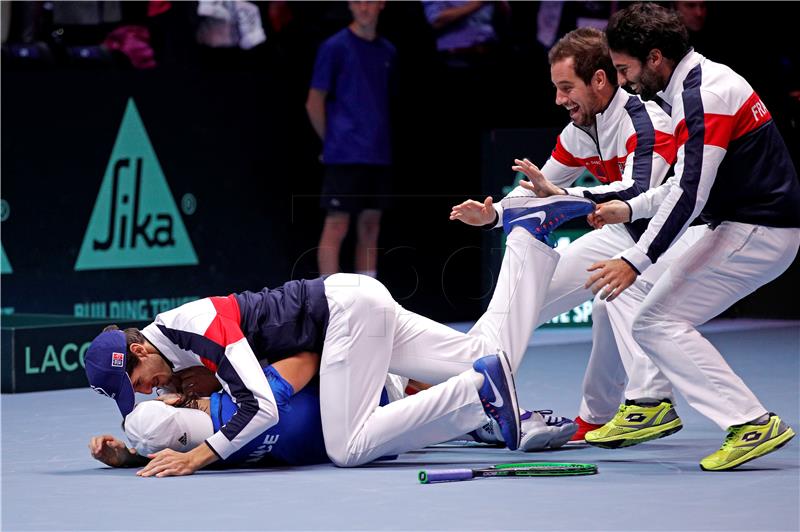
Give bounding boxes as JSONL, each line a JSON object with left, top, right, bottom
{"left": 534, "top": 409, "right": 570, "bottom": 427}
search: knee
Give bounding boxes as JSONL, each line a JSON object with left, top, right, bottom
{"left": 328, "top": 451, "right": 359, "bottom": 468}
{"left": 631, "top": 308, "right": 661, "bottom": 347}
{"left": 326, "top": 444, "right": 367, "bottom": 468}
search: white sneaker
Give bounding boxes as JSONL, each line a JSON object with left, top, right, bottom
{"left": 468, "top": 410, "right": 578, "bottom": 450}
{"left": 519, "top": 410, "right": 578, "bottom": 451}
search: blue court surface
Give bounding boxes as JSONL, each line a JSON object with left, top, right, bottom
{"left": 2, "top": 320, "right": 798, "bottom": 531}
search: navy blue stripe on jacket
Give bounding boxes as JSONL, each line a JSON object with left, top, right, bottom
{"left": 648, "top": 64, "right": 705, "bottom": 264}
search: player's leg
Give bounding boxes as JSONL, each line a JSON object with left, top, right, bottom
{"left": 631, "top": 223, "right": 799, "bottom": 469}
{"left": 582, "top": 225, "right": 708, "bottom": 447}
{"left": 572, "top": 295, "right": 628, "bottom": 441}
{"left": 385, "top": 228, "right": 558, "bottom": 383}
{"left": 538, "top": 224, "right": 636, "bottom": 435}
{"left": 319, "top": 274, "right": 521, "bottom": 466}
{"left": 537, "top": 224, "right": 632, "bottom": 324}
{"left": 387, "top": 196, "right": 595, "bottom": 382}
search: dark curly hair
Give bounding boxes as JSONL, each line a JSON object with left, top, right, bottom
{"left": 102, "top": 324, "right": 146, "bottom": 375}
{"left": 606, "top": 2, "right": 690, "bottom": 63}
{"left": 548, "top": 27, "right": 618, "bottom": 88}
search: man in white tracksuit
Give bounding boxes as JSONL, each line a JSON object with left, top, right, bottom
{"left": 586, "top": 2, "right": 800, "bottom": 471}
{"left": 451, "top": 28, "right": 706, "bottom": 442}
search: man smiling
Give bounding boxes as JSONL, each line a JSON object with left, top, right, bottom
{"left": 586, "top": 2, "right": 800, "bottom": 471}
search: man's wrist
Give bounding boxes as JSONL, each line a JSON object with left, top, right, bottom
{"left": 481, "top": 210, "right": 499, "bottom": 230}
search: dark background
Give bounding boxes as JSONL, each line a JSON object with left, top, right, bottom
{"left": 2, "top": 1, "right": 798, "bottom": 323}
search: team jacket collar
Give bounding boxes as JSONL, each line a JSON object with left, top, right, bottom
{"left": 142, "top": 322, "right": 183, "bottom": 368}
{"left": 659, "top": 49, "right": 704, "bottom": 106}
{"left": 595, "top": 87, "right": 630, "bottom": 129}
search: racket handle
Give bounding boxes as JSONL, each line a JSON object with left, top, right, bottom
{"left": 419, "top": 469, "right": 474, "bottom": 484}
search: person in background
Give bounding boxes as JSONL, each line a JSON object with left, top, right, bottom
{"left": 306, "top": 1, "right": 395, "bottom": 278}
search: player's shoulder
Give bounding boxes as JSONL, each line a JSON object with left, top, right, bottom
{"left": 156, "top": 297, "right": 217, "bottom": 330}
{"left": 638, "top": 98, "right": 672, "bottom": 132}
{"left": 697, "top": 57, "right": 753, "bottom": 108}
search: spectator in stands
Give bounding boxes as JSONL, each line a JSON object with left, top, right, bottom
{"left": 422, "top": 1, "right": 509, "bottom": 69}
{"left": 306, "top": 1, "right": 395, "bottom": 278}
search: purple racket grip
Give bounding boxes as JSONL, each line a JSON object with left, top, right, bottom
{"left": 418, "top": 469, "right": 474, "bottom": 483}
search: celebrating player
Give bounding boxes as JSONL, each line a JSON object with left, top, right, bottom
{"left": 451, "top": 27, "right": 706, "bottom": 442}
{"left": 84, "top": 192, "right": 594, "bottom": 477}
{"left": 583, "top": 2, "right": 800, "bottom": 470}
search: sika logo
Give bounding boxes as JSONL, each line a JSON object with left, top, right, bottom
{"left": 75, "top": 98, "right": 198, "bottom": 271}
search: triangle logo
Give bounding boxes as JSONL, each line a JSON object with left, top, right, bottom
{"left": 75, "top": 99, "right": 198, "bottom": 271}
{"left": 1, "top": 242, "right": 12, "bottom": 274}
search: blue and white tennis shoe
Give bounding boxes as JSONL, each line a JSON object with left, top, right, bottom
{"left": 473, "top": 352, "right": 521, "bottom": 451}
{"left": 502, "top": 195, "right": 595, "bottom": 245}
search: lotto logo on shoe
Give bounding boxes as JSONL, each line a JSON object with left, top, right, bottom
{"left": 111, "top": 352, "right": 124, "bottom": 367}
{"left": 741, "top": 431, "right": 762, "bottom": 442}
{"left": 626, "top": 413, "right": 646, "bottom": 423}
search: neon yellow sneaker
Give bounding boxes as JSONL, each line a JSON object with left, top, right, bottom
{"left": 700, "top": 414, "right": 795, "bottom": 471}
{"left": 585, "top": 400, "right": 682, "bottom": 448}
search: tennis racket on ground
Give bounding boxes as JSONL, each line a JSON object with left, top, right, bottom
{"left": 418, "top": 462, "right": 597, "bottom": 484}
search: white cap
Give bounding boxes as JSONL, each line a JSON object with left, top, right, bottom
{"left": 124, "top": 401, "right": 214, "bottom": 456}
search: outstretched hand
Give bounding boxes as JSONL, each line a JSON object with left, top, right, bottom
{"left": 450, "top": 196, "right": 496, "bottom": 226}
{"left": 584, "top": 259, "right": 637, "bottom": 302}
{"left": 512, "top": 158, "right": 564, "bottom": 197}
{"left": 137, "top": 443, "right": 217, "bottom": 478}
{"left": 89, "top": 434, "right": 142, "bottom": 468}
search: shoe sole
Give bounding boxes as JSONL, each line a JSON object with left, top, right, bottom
{"left": 497, "top": 351, "right": 521, "bottom": 451}
{"left": 700, "top": 427, "right": 796, "bottom": 471}
{"left": 586, "top": 419, "right": 684, "bottom": 449}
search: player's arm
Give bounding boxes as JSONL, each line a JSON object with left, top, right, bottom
{"left": 89, "top": 434, "right": 150, "bottom": 468}
{"left": 586, "top": 93, "right": 730, "bottom": 301}
{"left": 451, "top": 134, "right": 585, "bottom": 228}
{"left": 139, "top": 318, "right": 280, "bottom": 477}
{"left": 271, "top": 351, "right": 320, "bottom": 394}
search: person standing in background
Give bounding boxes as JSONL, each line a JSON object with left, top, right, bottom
{"left": 306, "top": 1, "right": 395, "bottom": 278}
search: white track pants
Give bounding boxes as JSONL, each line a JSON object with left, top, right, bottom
{"left": 319, "top": 228, "right": 557, "bottom": 466}
{"left": 539, "top": 224, "right": 707, "bottom": 423}
{"left": 631, "top": 222, "right": 800, "bottom": 429}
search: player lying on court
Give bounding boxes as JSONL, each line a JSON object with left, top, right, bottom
{"left": 85, "top": 192, "right": 595, "bottom": 476}
{"left": 90, "top": 362, "right": 390, "bottom": 469}
{"left": 451, "top": 27, "right": 706, "bottom": 444}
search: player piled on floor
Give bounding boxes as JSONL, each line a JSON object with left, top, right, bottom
{"left": 90, "top": 365, "right": 399, "bottom": 469}
{"left": 580, "top": 2, "right": 799, "bottom": 470}
{"left": 451, "top": 27, "right": 706, "bottom": 443}
{"left": 84, "top": 192, "right": 594, "bottom": 476}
